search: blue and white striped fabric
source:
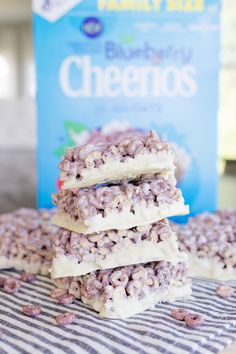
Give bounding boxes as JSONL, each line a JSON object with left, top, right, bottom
{"left": 0, "top": 270, "right": 235, "bottom": 354}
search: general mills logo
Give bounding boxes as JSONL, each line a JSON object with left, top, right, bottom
{"left": 34, "top": 0, "right": 82, "bottom": 22}
{"left": 81, "top": 17, "right": 103, "bottom": 38}
{"left": 41, "top": 0, "right": 64, "bottom": 11}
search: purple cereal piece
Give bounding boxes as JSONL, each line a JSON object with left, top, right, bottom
{"left": 0, "top": 276, "right": 6, "bottom": 287}
{"left": 185, "top": 313, "right": 204, "bottom": 328}
{"left": 58, "top": 294, "right": 75, "bottom": 305}
{"left": 4, "top": 277, "right": 21, "bottom": 294}
{"left": 50, "top": 288, "right": 68, "bottom": 299}
{"left": 216, "top": 285, "right": 234, "bottom": 298}
{"left": 20, "top": 272, "right": 37, "bottom": 282}
{"left": 110, "top": 270, "right": 129, "bottom": 287}
{"left": 56, "top": 312, "right": 76, "bottom": 326}
{"left": 171, "top": 308, "right": 189, "bottom": 321}
{"left": 23, "top": 304, "right": 41, "bottom": 317}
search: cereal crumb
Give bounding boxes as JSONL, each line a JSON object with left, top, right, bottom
{"left": 58, "top": 294, "right": 75, "bottom": 305}
{"left": 50, "top": 288, "right": 68, "bottom": 299}
{"left": 56, "top": 312, "right": 76, "bottom": 326}
{"left": 185, "top": 313, "right": 204, "bottom": 328}
{"left": 4, "top": 278, "right": 21, "bottom": 294}
{"left": 20, "top": 272, "right": 37, "bottom": 282}
{"left": 216, "top": 285, "right": 234, "bottom": 298}
{"left": 171, "top": 308, "right": 189, "bottom": 321}
{"left": 23, "top": 304, "right": 41, "bottom": 317}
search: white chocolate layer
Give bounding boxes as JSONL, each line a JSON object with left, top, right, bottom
{"left": 0, "top": 256, "right": 50, "bottom": 275}
{"left": 62, "top": 151, "right": 175, "bottom": 189}
{"left": 187, "top": 254, "right": 236, "bottom": 281}
{"left": 51, "top": 234, "right": 187, "bottom": 278}
{"left": 79, "top": 282, "right": 191, "bottom": 319}
{"left": 52, "top": 200, "right": 189, "bottom": 235}
{"left": 89, "top": 282, "right": 191, "bottom": 319}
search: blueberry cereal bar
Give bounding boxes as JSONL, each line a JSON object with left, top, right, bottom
{"left": 76, "top": 122, "right": 191, "bottom": 183}
{"left": 0, "top": 208, "right": 58, "bottom": 275}
{"left": 51, "top": 219, "right": 186, "bottom": 278}
{"left": 174, "top": 210, "right": 236, "bottom": 280}
{"left": 52, "top": 174, "right": 188, "bottom": 234}
{"left": 59, "top": 130, "right": 175, "bottom": 189}
{"left": 54, "top": 261, "right": 191, "bottom": 319}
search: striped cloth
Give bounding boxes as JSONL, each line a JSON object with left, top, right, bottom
{"left": 0, "top": 270, "right": 235, "bottom": 354}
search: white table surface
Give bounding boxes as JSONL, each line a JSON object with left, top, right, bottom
{"left": 221, "top": 342, "right": 236, "bottom": 354}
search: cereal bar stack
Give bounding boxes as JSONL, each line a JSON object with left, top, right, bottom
{"left": 52, "top": 130, "right": 191, "bottom": 318}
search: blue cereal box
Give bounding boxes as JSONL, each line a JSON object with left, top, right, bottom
{"left": 33, "top": 0, "right": 221, "bottom": 218}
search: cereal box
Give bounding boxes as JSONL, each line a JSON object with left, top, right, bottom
{"left": 33, "top": 0, "right": 221, "bottom": 219}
